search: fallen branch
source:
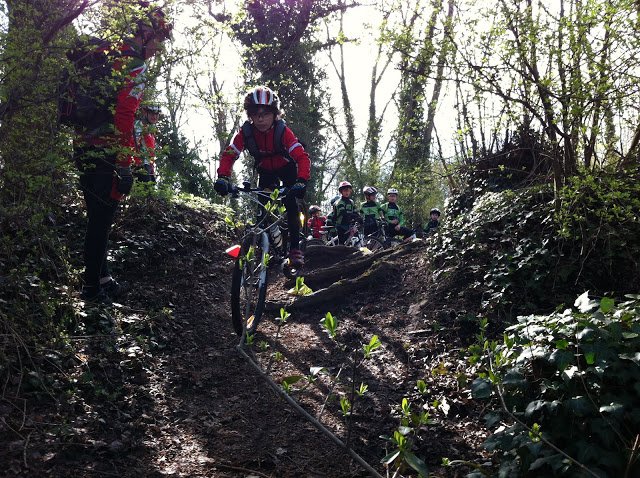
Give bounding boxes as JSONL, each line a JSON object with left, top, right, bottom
{"left": 268, "top": 260, "right": 401, "bottom": 311}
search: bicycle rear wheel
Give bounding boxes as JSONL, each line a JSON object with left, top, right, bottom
{"left": 231, "top": 232, "right": 269, "bottom": 337}
{"left": 363, "top": 236, "right": 385, "bottom": 252}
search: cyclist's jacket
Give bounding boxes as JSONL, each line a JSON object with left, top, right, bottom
{"left": 75, "top": 40, "right": 149, "bottom": 201}
{"left": 332, "top": 197, "right": 360, "bottom": 226}
{"left": 381, "top": 202, "right": 406, "bottom": 226}
{"left": 360, "top": 200, "right": 383, "bottom": 230}
{"left": 424, "top": 219, "right": 439, "bottom": 234}
{"left": 308, "top": 215, "right": 327, "bottom": 239}
{"left": 217, "top": 122, "right": 311, "bottom": 180}
{"left": 133, "top": 119, "right": 156, "bottom": 171}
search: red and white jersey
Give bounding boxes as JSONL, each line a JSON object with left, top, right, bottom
{"left": 217, "top": 122, "right": 311, "bottom": 181}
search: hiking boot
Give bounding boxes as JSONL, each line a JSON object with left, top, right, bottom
{"left": 101, "top": 278, "right": 127, "bottom": 298}
{"left": 289, "top": 248, "right": 304, "bottom": 269}
{"left": 80, "top": 286, "right": 112, "bottom": 305}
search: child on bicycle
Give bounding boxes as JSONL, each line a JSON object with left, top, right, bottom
{"left": 332, "top": 181, "right": 362, "bottom": 244}
{"left": 214, "top": 86, "right": 311, "bottom": 268}
{"left": 307, "top": 205, "right": 326, "bottom": 239}
{"left": 381, "top": 188, "right": 414, "bottom": 241}
{"left": 360, "top": 186, "right": 384, "bottom": 236}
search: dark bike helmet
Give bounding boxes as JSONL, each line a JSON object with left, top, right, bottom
{"left": 309, "top": 205, "right": 322, "bottom": 214}
{"left": 243, "top": 86, "right": 281, "bottom": 115}
{"left": 430, "top": 208, "right": 441, "bottom": 216}
{"left": 362, "top": 186, "right": 377, "bottom": 195}
{"left": 338, "top": 181, "right": 352, "bottom": 191}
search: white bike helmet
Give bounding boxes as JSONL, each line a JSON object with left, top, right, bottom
{"left": 387, "top": 188, "right": 399, "bottom": 195}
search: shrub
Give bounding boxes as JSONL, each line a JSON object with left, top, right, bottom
{"left": 473, "top": 294, "right": 640, "bottom": 477}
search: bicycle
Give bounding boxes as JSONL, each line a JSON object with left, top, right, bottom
{"left": 227, "top": 183, "right": 303, "bottom": 337}
{"left": 306, "top": 220, "right": 384, "bottom": 252}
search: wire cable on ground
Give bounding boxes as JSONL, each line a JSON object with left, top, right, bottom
{"left": 236, "top": 343, "right": 384, "bottom": 478}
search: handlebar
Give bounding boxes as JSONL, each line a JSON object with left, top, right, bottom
{"left": 230, "top": 184, "right": 290, "bottom": 199}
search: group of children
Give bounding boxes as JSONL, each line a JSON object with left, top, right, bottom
{"left": 307, "top": 182, "right": 442, "bottom": 244}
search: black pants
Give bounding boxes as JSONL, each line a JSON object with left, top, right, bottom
{"left": 76, "top": 146, "right": 119, "bottom": 289}
{"left": 257, "top": 163, "right": 301, "bottom": 250}
{"left": 387, "top": 223, "right": 413, "bottom": 240}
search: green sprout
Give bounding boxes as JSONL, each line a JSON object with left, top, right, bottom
{"left": 321, "top": 312, "right": 338, "bottom": 338}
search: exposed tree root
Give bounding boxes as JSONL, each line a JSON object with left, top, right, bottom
{"left": 269, "top": 241, "right": 425, "bottom": 311}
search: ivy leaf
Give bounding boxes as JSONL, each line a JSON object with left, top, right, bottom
{"left": 471, "top": 378, "right": 492, "bottom": 399}
{"left": 599, "top": 403, "right": 625, "bottom": 417}
{"left": 619, "top": 352, "right": 640, "bottom": 365}
{"left": 599, "top": 297, "right": 615, "bottom": 313}
{"left": 281, "top": 375, "right": 303, "bottom": 386}
{"left": 574, "top": 291, "right": 598, "bottom": 313}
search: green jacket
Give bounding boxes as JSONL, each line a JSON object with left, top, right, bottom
{"left": 380, "top": 202, "right": 405, "bottom": 227}
{"left": 360, "top": 200, "right": 383, "bottom": 228}
{"left": 332, "top": 197, "right": 359, "bottom": 226}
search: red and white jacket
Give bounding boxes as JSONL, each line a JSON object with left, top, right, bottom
{"left": 80, "top": 42, "right": 148, "bottom": 200}
{"left": 217, "top": 123, "right": 311, "bottom": 181}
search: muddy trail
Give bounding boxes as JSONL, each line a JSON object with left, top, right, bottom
{"left": 1, "top": 197, "right": 488, "bottom": 477}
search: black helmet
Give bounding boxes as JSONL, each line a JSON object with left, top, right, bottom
{"left": 244, "top": 86, "right": 281, "bottom": 115}
{"left": 430, "top": 208, "right": 441, "bottom": 216}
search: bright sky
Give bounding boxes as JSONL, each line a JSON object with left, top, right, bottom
{"left": 171, "top": 1, "right": 459, "bottom": 178}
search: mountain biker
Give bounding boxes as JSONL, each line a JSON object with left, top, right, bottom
{"left": 133, "top": 103, "right": 161, "bottom": 182}
{"left": 307, "top": 205, "right": 326, "bottom": 239}
{"left": 424, "top": 207, "right": 441, "bottom": 235}
{"left": 331, "top": 181, "right": 362, "bottom": 244}
{"left": 214, "top": 86, "right": 311, "bottom": 268}
{"left": 360, "top": 186, "right": 384, "bottom": 236}
{"left": 74, "top": 3, "right": 172, "bottom": 303}
{"left": 381, "top": 188, "right": 414, "bottom": 241}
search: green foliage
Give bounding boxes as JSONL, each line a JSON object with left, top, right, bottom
{"left": 155, "top": 120, "right": 217, "bottom": 201}
{"left": 475, "top": 295, "right": 640, "bottom": 477}
{"left": 320, "top": 311, "right": 338, "bottom": 338}
{"left": 289, "top": 276, "right": 313, "bottom": 296}
{"left": 430, "top": 168, "right": 640, "bottom": 322}
{"left": 431, "top": 186, "right": 557, "bottom": 318}
{"left": 556, "top": 172, "right": 640, "bottom": 294}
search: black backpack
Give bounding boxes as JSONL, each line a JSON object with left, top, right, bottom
{"left": 58, "top": 37, "right": 120, "bottom": 130}
{"left": 241, "top": 118, "right": 293, "bottom": 168}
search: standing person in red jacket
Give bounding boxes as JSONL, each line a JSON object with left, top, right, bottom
{"left": 74, "top": 5, "right": 172, "bottom": 303}
{"left": 214, "top": 86, "right": 311, "bottom": 268}
{"left": 307, "top": 205, "right": 326, "bottom": 239}
{"left": 133, "top": 103, "right": 160, "bottom": 182}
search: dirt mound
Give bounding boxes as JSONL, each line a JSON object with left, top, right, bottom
{"left": 1, "top": 196, "right": 487, "bottom": 477}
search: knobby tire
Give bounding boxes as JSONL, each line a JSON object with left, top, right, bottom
{"left": 230, "top": 232, "right": 268, "bottom": 336}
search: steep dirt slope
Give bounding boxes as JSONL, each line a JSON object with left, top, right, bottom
{"left": 1, "top": 197, "right": 487, "bottom": 477}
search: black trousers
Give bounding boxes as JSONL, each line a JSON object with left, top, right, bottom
{"left": 76, "top": 146, "right": 119, "bottom": 289}
{"left": 257, "top": 163, "right": 301, "bottom": 250}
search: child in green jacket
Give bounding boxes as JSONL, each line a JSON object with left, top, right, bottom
{"left": 381, "top": 188, "right": 414, "bottom": 241}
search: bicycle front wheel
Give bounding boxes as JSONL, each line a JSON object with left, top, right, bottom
{"left": 230, "top": 232, "right": 269, "bottom": 337}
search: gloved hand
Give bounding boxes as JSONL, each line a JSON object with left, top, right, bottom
{"left": 116, "top": 166, "right": 134, "bottom": 195}
{"left": 214, "top": 176, "right": 231, "bottom": 196}
{"left": 290, "top": 178, "right": 307, "bottom": 198}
